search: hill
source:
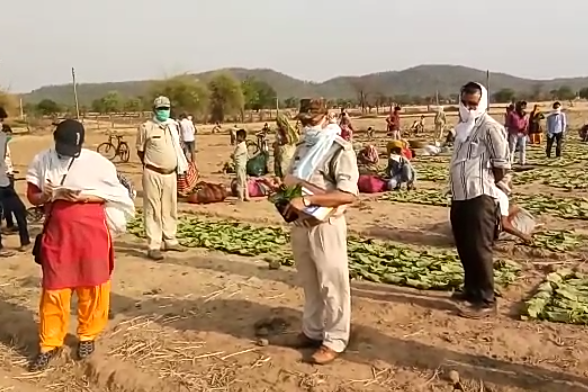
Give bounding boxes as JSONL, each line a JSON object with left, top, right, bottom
{"left": 22, "top": 65, "right": 588, "bottom": 106}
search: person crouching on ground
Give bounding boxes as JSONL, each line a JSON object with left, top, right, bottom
{"left": 26, "top": 119, "right": 134, "bottom": 371}
{"left": 449, "top": 81, "right": 510, "bottom": 319}
{"left": 387, "top": 146, "right": 416, "bottom": 190}
{"left": 284, "top": 98, "right": 359, "bottom": 365}
{"left": 232, "top": 129, "right": 249, "bottom": 201}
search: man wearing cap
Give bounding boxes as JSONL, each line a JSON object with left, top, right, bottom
{"left": 0, "top": 107, "right": 30, "bottom": 255}
{"left": 136, "top": 96, "right": 188, "bottom": 260}
{"left": 283, "top": 98, "right": 359, "bottom": 365}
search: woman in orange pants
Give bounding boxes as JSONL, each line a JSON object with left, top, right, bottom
{"left": 26, "top": 120, "right": 134, "bottom": 371}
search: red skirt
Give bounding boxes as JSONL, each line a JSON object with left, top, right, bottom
{"left": 41, "top": 201, "right": 114, "bottom": 290}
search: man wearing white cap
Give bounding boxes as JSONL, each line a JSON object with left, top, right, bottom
{"left": 136, "top": 96, "right": 188, "bottom": 260}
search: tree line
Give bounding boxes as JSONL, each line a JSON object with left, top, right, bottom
{"left": 23, "top": 73, "right": 588, "bottom": 121}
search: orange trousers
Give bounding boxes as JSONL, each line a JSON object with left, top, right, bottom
{"left": 39, "top": 281, "right": 110, "bottom": 352}
{"left": 529, "top": 133, "right": 542, "bottom": 145}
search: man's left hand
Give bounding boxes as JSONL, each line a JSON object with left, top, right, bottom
{"left": 284, "top": 197, "right": 305, "bottom": 220}
{"left": 60, "top": 190, "right": 82, "bottom": 202}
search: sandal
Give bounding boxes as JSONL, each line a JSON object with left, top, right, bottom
{"left": 77, "top": 340, "right": 95, "bottom": 360}
{"left": 29, "top": 348, "right": 60, "bottom": 371}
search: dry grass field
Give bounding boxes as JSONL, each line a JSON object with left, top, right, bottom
{"left": 0, "top": 105, "right": 587, "bottom": 392}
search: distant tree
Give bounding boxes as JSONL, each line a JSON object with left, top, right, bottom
{"left": 207, "top": 72, "right": 244, "bottom": 123}
{"left": 555, "top": 85, "right": 576, "bottom": 101}
{"left": 283, "top": 97, "right": 299, "bottom": 109}
{"left": 35, "top": 99, "right": 62, "bottom": 116}
{"left": 150, "top": 75, "right": 210, "bottom": 119}
{"left": 350, "top": 78, "right": 369, "bottom": 113}
{"left": 579, "top": 87, "right": 588, "bottom": 100}
{"left": 528, "top": 83, "right": 544, "bottom": 101}
{"left": 123, "top": 97, "right": 142, "bottom": 113}
{"left": 241, "top": 77, "right": 277, "bottom": 110}
{"left": 91, "top": 91, "right": 122, "bottom": 114}
{"left": 492, "top": 88, "right": 517, "bottom": 103}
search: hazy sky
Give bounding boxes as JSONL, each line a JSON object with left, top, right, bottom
{"left": 1, "top": 0, "right": 584, "bottom": 92}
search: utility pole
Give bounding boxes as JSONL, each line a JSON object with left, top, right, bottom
{"left": 486, "top": 70, "right": 490, "bottom": 98}
{"left": 71, "top": 67, "right": 80, "bottom": 119}
{"left": 19, "top": 98, "right": 24, "bottom": 119}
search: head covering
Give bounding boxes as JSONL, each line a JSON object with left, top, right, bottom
{"left": 153, "top": 96, "right": 171, "bottom": 109}
{"left": 276, "top": 113, "right": 299, "bottom": 145}
{"left": 54, "top": 119, "right": 85, "bottom": 157}
{"left": 296, "top": 98, "right": 328, "bottom": 125}
{"left": 437, "top": 106, "right": 444, "bottom": 112}
{"left": 455, "top": 82, "right": 488, "bottom": 143}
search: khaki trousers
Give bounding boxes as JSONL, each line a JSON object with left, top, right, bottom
{"left": 235, "top": 165, "right": 249, "bottom": 200}
{"left": 142, "top": 169, "right": 178, "bottom": 250}
{"left": 291, "top": 216, "right": 350, "bottom": 353}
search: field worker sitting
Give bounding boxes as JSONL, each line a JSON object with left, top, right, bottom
{"left": 495, "top": 179, "right": 533, "bottom": 243}
{"left": 231, "top": 129, "right": 249, "bottom": 201}
{"left": 387, "top": 146, "right": 416, "bottom": 190}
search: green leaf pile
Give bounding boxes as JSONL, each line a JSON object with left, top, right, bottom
{"left": 531, "top": 231, "right": 584, "bottom": 253}
{"left": 380, "top": 189, "right": 588, "bottom": 220}
{"left": 514, "top": 168, "right": 588, "bottom": 189}
{"left": 523, "top": 269, "right": 588, "bottom": 325}
{"left": 126, "top": 215, "right": 521, "bottom": 291}
{"left": 412, "top": 164, "right": 448, "bottom": 182}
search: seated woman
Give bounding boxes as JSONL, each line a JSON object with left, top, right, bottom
{"left": 387, "top": 146, "right": 416, "bottom": 190}
{"left": 26, "top": 120, "right": 134, "bottom": 371}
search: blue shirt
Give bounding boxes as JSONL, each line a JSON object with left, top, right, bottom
{"left": 546, "top": 111, "right": 567, "bottom": 135}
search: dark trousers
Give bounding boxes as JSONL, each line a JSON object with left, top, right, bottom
{"left": 1, "top": 177, "right": 15, "bottom": 228}
{"left": 546, "top": 133, "right": 564, "bottom": 158}
{"left": 0, "top": 185, "right": 30, "bottom": 248}
{"left": 450, "top": 195, "right": 498, "bottom": 305}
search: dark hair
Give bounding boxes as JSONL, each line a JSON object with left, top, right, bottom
{"left": 236, "top": 129, "right": 247, "bottom": 139}
{"left": 2, "top": 124, "right": 12, "bottom": 134}
{"left": 391, "top": 146, "right": 403, "bottom": 154}
{"left": 0, "top": 107, "right": 7, "bottom": 119}
{"left": 461, "top": 82, "right": 482, "bottom": 95}
{"left": 394, "top": 106, "right": 401, "bottom": 111}
{"left": 553, "top": 101, "right": 561, "bottom": 109}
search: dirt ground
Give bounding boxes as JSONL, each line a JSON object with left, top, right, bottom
{"left": 0, "top": 113, "right": 588, "bottom": 392}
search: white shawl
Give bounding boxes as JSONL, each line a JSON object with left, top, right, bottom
{"left": 26, "top": 148, "right": 135, "bottom": 236}
{"left": 455, "top": 83, "right": 488, "bottom": 143}
{"left": 154, "top": 118, "right": 189, "bottom": 174}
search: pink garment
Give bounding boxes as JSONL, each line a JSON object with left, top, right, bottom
{"left": 507, "top": 112, "right": 528, "bottom": 135}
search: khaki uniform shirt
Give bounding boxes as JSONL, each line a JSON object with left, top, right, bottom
{"left": 136, "top": 119, "right": 178, "bottom": 171}
{"left": 288, "top": 137, "right": 359, "bottom": 222}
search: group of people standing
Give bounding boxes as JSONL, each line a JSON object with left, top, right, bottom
{"left": 505, "top": 100, "right": 568, "bottom": 166}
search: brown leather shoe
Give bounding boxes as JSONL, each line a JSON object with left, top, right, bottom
{"left": 291, "top": 333, "right": 322, "bottom": 349}
{"left": 311, "top": 345, "right": 339, "bottom": 365}
{"left": 458, "top": 302, "right": 497, "bottom": 319}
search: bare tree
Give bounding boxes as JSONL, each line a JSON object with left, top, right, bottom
{"left": 350, "top": 78, "right": 369, "bottom": 114}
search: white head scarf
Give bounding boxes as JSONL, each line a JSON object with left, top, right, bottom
{"left": 455, "top": 83, "right": 488, "bottom": 143}
{"left": 437, "top": 106, "right": 444, "bottom": 112}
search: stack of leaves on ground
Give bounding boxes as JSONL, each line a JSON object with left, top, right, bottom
{"left": 523, "top": 269, "right": 588, "bottom": 325}
{"left": 412, "top": 164, "right": 448, "bottom": 182}
{"left": 126, "top": 216, "right": 521, "bottom": 291}
{"left": 514, "top": 168, "right": 588, "bottom": 189}
{"left": 530, "top": 230, "right": 584, "bottom": 253}
{"left": 381, "top": 189, "right": 588, "bottom": 220}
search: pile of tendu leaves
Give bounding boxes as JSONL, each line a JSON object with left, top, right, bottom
{"left": 523, "top": 269, "right": 588, "bottom": 325}
{"left": 381, "top": 189, "right": 588, "bottom": 220}
{"left": 126, "top": 215, "right": 521, "bottom": 291}
{"left": 513, "top": 168, "right": 588, "bottom": 190}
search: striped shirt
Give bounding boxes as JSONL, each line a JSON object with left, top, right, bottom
{"left": 449, "top": 114, "right": 510, "bottom": 201}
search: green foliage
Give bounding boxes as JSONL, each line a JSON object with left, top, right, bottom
{"left": 91, "top": 91, "right": 122, "bottom": 114}
{"left": 492, "top": 88, "right": 516, "bottom": 103}
{"left": 127, "top": 215, "right": 521, "bottom": 291}
{"left": 242, "top": 77, "right": 277, "bottom": 110}
{"left": 150, "top": 75, "right": 210, "bottom": 118}
{"left": 579, "top": 87, "right": 588, "bottom": 100}
{"left": 523, "top": 270, "right": 588, "bottom": 325}
{"left": 208, "top": 72, "right": 244, "bottom": 123}
{"left": 35, "top": 99, "right": 62, "bottom": 116}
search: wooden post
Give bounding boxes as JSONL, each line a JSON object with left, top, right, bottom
{"left": 71, "top": 67, "right": 81, "bottom": 120}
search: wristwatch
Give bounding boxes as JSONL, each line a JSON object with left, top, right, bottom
{"left": 302, "top": 197, "right": 311, "bottom": 207}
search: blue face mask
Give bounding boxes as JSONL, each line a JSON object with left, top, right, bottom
{"left": 154, "top": 109, "right": 171, "bottom": 122}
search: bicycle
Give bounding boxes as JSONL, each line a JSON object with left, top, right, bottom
{"left": 97, "top": 133, "right": 130, "bottom": 162}
{"left": 247, "top": 131, "right": 270, "bottom": 156}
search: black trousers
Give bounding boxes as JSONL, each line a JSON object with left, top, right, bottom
{"left": 450, "top": 195, "right": 498, "bottom": 305}
{"left": 1, "top": 177, "right": 15, "bottom": 228}
{"left": 0, "top": 184, "right": 30, "bottom": 248}
{"left": 546, "top": 133, "right": 564, "bottom": 158}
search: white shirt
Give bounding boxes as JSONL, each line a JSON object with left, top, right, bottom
{"left": 179, "top": 118, "right": 196, "bottom": 143}
{"left": 496, "top": 188, "right": 509, "bottom": 217}
{"left": 5, "top": 145, "right": 13, "bottom": 174}
{"left": 0, "top": 133, "right": 9, "bottom": 187}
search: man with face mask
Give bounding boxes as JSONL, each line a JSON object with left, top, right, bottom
{"left": 136, "top": 97, "right": 189, "bottom": 260}
{"left": 449, "top": 82, "right": 510, "bottom": 319}
{"left": 283, "top": 98, "right": 359, "bottom": 365}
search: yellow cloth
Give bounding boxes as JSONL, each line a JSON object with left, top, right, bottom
{"left": 386, "top": 140, "right": 404, "bottom": 155}
{"left": 39, "top": 281, "right": 111, "bottom": 352}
